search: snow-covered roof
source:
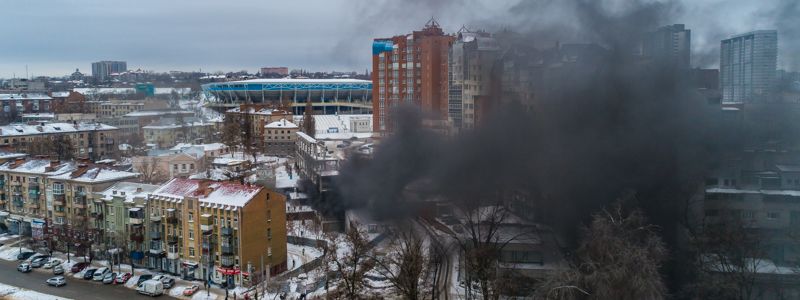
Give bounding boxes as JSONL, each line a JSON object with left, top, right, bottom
{"left": 49, "top": 167, "right": 139, "bottom": 183}
{"left": 0, "top": 94, "right": 52, "bottom": 101}
{"left": 212, "top": 157, "right": 249, "bottom": 166}
{"left": 124, "top": 110, "right": 193, "bottom": 117}
{"left": 706, "top": 187, "right": 800, "bottom": 197}
{"left": 265, "top": 119, "right": 298, "bottom": 129}
{"left": 142, "top": 120, "right": 213, "bottom": 130}
{"left": 229, "top": 78, "right": 370, "bottom": 84}
{"left": 0, "top": 159, "right": 75, "bottom": 175}
{"left": 50, "top": 91, "right": 71, "bottom": 98}
{"left": 226, "top": 107, "right": 289, "bottom": 116}
{"left": 293, "top": 114, "right": 372, "bottom": 140}
{"left": 150, "top": 178, "right": 262, "bottom": 208}
{"left": 97, "top": 182, "right": 159, "bottom": 203}
{"left": 72, "top": 87, "right": 191, "bottom": 95}
{"left": 170, "top": 143, "right": 227, "bottom": 152}
{"left": 21, "top": 113, "right": 55, "bottom": 119}
{"left": 0, "top": 152, "right": 26, "bottom": 160}
{"left": 0, "top": 122, "right": 117, "bottom": 137}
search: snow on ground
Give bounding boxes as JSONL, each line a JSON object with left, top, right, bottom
{"left": 0, "top": 242, "right": 31, "bottom": 261}
{"left": 191, "top": 291, "right": 220, "bottom": 300}
{"left": 287, "top": 220, "right": 324, "bottom": 240}
{"left": 0, "top": 282, "right": 71, "bottom": 300}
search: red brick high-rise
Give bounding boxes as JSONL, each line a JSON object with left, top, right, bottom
{"left": 372, "top": 19, "right": 455, "bottom": 134}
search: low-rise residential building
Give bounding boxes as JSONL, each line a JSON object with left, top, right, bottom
{"left": 264, "top": 119, "right": 298, "bottom": 156}
{"left": 227, "top": 105, "right": 293, "bottom": 146}
{"left": 144, "top": 178, "right": 287, "bottom": 286}
{"left": 95, "top": 182, "right": 159, "bottom": 266}
{"left": 0, "top": 93, "right": 53, "bottom": 117}
{"left": 142, "top": 118, "right": 214, "bottom": 149}
{"left": 0, "top": 122, "right": 119, "bottom": 160}
{"left": 0, "top": 158, "right": 75, "bottom": 236}
{"left": 295, "top": 132, "right": 372, "bottom": 196}
{"left": 168, "top": 143, "right": 230, "bottom": 158}
{"left": 48, "top": 164, "right": 139, "bottom": 257}
{"left": 131, "top": 153, "right": 203, "bottom": 183}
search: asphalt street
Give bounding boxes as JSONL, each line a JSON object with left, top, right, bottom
{"left": 0, "top": 258, "right": 179, "bottom": 300}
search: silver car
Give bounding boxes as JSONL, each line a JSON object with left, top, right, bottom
{"left": 46, "top": 276, "right": 66, "bottom": 287}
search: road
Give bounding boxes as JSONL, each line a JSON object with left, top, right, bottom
{"left": 0, "top": 258, "right": 178, "bottom": 300}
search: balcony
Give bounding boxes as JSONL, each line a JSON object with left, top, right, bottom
{"left": 166, "top": 215, "right": 178, "bottom": 225}
{"left": 129, "top": 208, "right": 144, "bottom": 225}
{"left": 0, "top": 179, "right": 5, "bottom": 188}
{"left": 220, "top": 227, "right": 234, "bottom": 236}
{"left": 53, "top": 195, "right": 65, "bottom": 206}
{"left": 130, "top": 232, "right": 144, "bottom": 243}
{"left": 90, "top": 212, "right": 103, "bottom": 220}
{"left": 200, "top": 214, "right": 213, "bottom": 233}
{"left": 167, "top": 252, "right": 180, "bottom": 260}
{"left": 25, "top": 201, "right": 39, "bottom": 209}
{"left": 73, "top": 200, "right": 86, "bottom": 209}
{"left": 53, "top": 210, "right": 66, "bottom": 217}
{"left": 27, "top": 191, "right": 40, "bottom": 200}
{"left": 150, "top": 231, "right": 162, "bottom": 240}
{"left": 167, "top": 236, "right": 179, "bottom": 244}
{"left": 151, "top": 216, "right": 162, "bottom": 224}
{"left": 53, "top": 189, "right": 64, "bottom": 196}
{"left": 220, "top": 254, "right": 235, "bottom": 268}
{"left": 221, "top": 244, "right": 234, "bottom": 255}
{"left": 12, "top": 199, "right": 23, "bottom": 207}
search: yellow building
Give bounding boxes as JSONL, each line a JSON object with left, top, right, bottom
{"left": 0, "top": 158, "right": 75, "bottom": 236}
{"left": 145, "top": 178, "right": 287, "bottom": 285}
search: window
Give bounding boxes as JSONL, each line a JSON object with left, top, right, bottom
{"left": 741, "top": 210, "right": 755, "bottom": 219}
{"left": 188, "top": 212, "right": 193, "bottom": 222}
{"left": 767, "top": 212, "right": 780, "bottom": 219}
{"left": 189, "top": 247, "right": 195, "bottom": 257}
{"left": 173, "top": 164, "right": 178, "bottom": 170}
{"left": 188, "top": 229, "right": 194, "bottom": 240}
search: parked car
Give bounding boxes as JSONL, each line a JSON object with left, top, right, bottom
{"left": 103, "top": 272, "right": 116, "bottom": 284}
{"left": 46, "top": 276, "right": 66, "bottom": 287}
{"left": 16, "top": 252, "right": 35, "bottom": 261}
{"left": 17, "top": 262, "right": 31, "bottom": 273}
{"left": 71, "top": 262, "right": 90, "bottom": 273}
{"left": 136, "top": 274, "right": 153, "bottom": 285}
{"left": 27, "top": 254, "right": 48, "bottom": 262}
{"left": 115, "top": 272, "right": 132, "bottom": 284}
{"left": 83, "top": 268, "right": 97, "bottom": 280}
{"left": 161, "top": 277, "right": 175, "bottom": 289}
{"left": 137, "top": 280, "right": 164, "bottom": 297}
{"left": 93, "top": 267, "right": 110, "bottom": 281}
{"left": 31, "top": 257, "right": 49, "bottom": 268}
{"left": 44, "top": 259, "right": 62, "bottom": 269}
{"left": 183, "top": 285, "right": 200, "bottom": 296}
{"left": 53, "top": 265, "right": 65, "bottom": 275}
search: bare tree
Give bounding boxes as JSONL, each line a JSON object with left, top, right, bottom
{"left": 301, "top": 98, "right": 316, "bottom": 138}
{"left": 320, "top": 225, "right": 375, "bottom": 299}
{"left": 371, "top": 226, "right": 430, "bottom": 300}
{"left": 536, "top": 201, "right": 667, "bottom": 300}
{"left": 136, "top": 156, "right": 167, "bottom": 184}
{"left": 222, "top": 114, "right": 241, "bottom": 157}
{"left": 689, "top": 215, "right": 767, "bottom": 300}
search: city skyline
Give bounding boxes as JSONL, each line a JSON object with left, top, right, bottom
{"left": 1, "top": 0, "right": 799, "bottom": 78}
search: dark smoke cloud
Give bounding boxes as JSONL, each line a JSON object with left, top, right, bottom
{"left": 332, "top": 0, "right": 756, "bottom": 292}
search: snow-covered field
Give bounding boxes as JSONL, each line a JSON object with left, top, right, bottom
{"left": 0, "top": 282, "right": 71, "bottom": 300}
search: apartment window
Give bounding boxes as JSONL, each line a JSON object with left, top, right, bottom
{"left": 188, "top": 229, "right": 194, "bottom": 240}
{"left": 188, "top": 212, "right": 193, "bottom": 222}
{"left": 189, "top": 247, "right": 195, "bottom": 257}
{"left": 767, "top": 212, "right": 780, "bottom": 219}
{"left": 190, "top": 163, "right": 195, "bottom": 169}
{"left": 741, "top": 210, "right": 755, "bottom": 219}
{"left": 267, "top": 228, "right": 271, "bottom": 239}
{"left": 173, "top": 164, "right": 178, "bottom": 170}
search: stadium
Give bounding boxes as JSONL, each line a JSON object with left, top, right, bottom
{"left": 201, "top": 78, "right": 372, "bottom": 114}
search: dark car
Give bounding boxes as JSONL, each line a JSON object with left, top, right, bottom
{"left": 16, "top": 252, "right": 35, "bottom": 260}
{"left": 71, "top": 262, "right": 90, "bottom": 273}
{"left": 136, "top": 274, "right": 153, "bottom": 285}
{"left": 83, "top": 268, "right": 97, "bottom": 280}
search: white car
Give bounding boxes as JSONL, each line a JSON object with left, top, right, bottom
{"left": 46, "top": 276, "right": 66, "bottom": 287}
{"left": 43, "top": 259, "right": 62, "bottom": 269}
{"left": 92, "top": 267, "right": 109, "bottom": 281}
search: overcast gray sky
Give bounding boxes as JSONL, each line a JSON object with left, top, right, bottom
{"left": 1, "top": 0, "right": 797, "bottom": 78}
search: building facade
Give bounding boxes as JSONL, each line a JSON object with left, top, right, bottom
{"left": 0, "top": 122, "right": 119, "bottom": 160}
{"left": 142, "top": 119, "right": 214, "bottom": 149}
{"left": 145, "top": 179, "right": 287, "bottom": 286}
{"left": 448, "top": 29, "right": 499, "bottom": 131}
{"left": 643, "top": 24, "right": 691, "bottom": 69}
{"left": 372, "top": 19, "right": 455, "bottom": 134}
{"left": 91, "top": 61, "right": 127, "bottom": 82}
{"left": 720, "top": 30, "right": 778, "bottom": 104}
{"left": 264, "top": 119, "right": 298, "bottom": 156}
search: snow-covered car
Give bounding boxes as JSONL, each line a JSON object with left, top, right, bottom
{"left": 183, "top": 285, "right": 199, "bottom": 296}
{"left": 43, "top": 259, "right": 62, "bottom": 269}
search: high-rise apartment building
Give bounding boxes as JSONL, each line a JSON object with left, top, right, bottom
{"left": 448, "top": 29, "right": 499, "bottom": 131}
{"left": 91, "top": 61, "right": 127, "bottom": 82}
{"left": 720, "top": 30, "right": 778, "bottom": 104}
{"left": 643, "top": 24, "right": 691, "bottom": 69}
{"left": 372, "top": 19, "right": 455, "bottom": 134}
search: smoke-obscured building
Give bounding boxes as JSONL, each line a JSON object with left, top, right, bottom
{"left": 372, "top": 19, "right": 455, "bottom": 134}
{"left": 91, "top": 61, "right": 127, "bottom": 82}
{"left": 720, "top": 30, "right": 778, "bottom": 104}
{"left": 448, "top": 28, "right": 499, "bottom": 131}
{"left": 642, "top": 24, "right": 691, "bottom": 69}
